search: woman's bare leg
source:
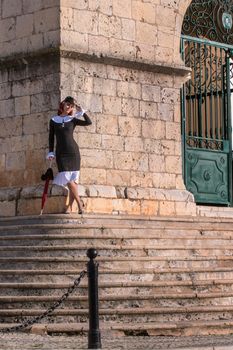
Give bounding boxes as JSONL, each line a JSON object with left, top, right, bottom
{"left": 67, "top": 181, "right": 83, "bottom": 213}
{"left": 65, "top": 190, "right": 75, "bottom": 213}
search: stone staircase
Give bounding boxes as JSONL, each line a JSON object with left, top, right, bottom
{"left": 1, "top": 214, "right": 233, "bottom": 336}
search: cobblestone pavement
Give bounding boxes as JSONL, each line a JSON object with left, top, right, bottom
{"left": 1, "top": 333, "right": 233, "bottom": 350}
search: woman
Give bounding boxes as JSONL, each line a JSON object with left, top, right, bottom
{"left": 47, "top": 96, "right": 92, "bottom": 214}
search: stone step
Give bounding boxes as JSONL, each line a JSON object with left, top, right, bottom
{"left": 109, "top": 319, "right": 233, "bottom": 336}
{"left": 1, "top": 278, "right": 233, "bottom": 293}
{"left": 2, "top": 213, "right": 233, "bottom": 230}
{"left": 0, "top": 320, "right": 233, "bottom": 341}
{"left": 2, "top": 266, "right": 233, "bottom": 274}
{"left": 2, "top": 228, "right": 233, "bottom": 239}
{"left": 2, "top": 319, "right": 233, "bottom": 337}
{"left": 2, "top": 236, "right": 233, "bottom": 250}
{"left": 2, "top": 290, "right": 233, "bottom": 302}
{"left": 1, "top": 267, "right": 233, "bottom": 283}
{"left": 2, "top": 305, "right": 233, "bottom": 324}
{"left": 2, "top": 214, "right": 233, "bottom": 335}
{"left": 2, "top": 291, "right": 233, "bottom": 309}
{"left": 2, "top": 223, "right": 233, "bottom": 238}
{"left": 1, "top": 247, "right": 233, "bottom": 259}
{"left": 1, "top": 256, "right": 233, "bottom": 270}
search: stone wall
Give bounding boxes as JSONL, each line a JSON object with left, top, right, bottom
{"left": 0, "top": 53, "right": 60, "bottom": 188}
{"left": 62, "top": 58, "right": 184, "bottom": 189}
{"left": 60, "top": 0, "right": 189, "bottom": 66}
{"left": 0, "top": 0, "right": 60, "bottom": 59}
{"left": 0, "top": 0, "right": 197, "bottom": 217}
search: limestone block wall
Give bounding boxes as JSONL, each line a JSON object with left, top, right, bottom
{"left": 61, "top": 58, "right": 184, "bottom": 189}
{"left": 0, "top": 0, "right": 196, "bottom": 216}
{"left": 58, "top": 57, "right": 195, "bottom": 216}
{"left": 0, "top": 0, "right": 60, "bottom": 58}
{"left": 0, "top": 54, "right": 60, "bottom": 187}
{"left": 60, "top": 0, "right": 189, "bottom": 66}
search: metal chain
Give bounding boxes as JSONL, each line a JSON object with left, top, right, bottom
{"left": 0, "top": 270, "right": 87, "bottom": 333}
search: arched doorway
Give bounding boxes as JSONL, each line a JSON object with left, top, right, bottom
{"left": 181, "top": 0, "right": 233, "bottom": 205}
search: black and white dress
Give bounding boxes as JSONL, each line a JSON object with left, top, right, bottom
{"left": 48, "top": 113, "right": 92, "bottom": 187}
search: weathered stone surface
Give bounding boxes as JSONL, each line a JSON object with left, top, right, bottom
{"left": 0, "top": 200, "right": 16, "bottom": 216}
{"left": 96, "top": 115, "right": 119, "bottom": 135}
{"left": 80, "top": 168, "right": 107, "bottom": 185}
{"left": 6, "top": 152, "right": 25, "bottom": 171}
{"left": 141, "top": 199, "right": 159, "bottom": 215}
{"left": 122, "top": 98, "right": 140, "bottom": 117}
{"left": 0, "top": 154, "right": 5, "bottom": 170}
{"left": 87, "top": 185, "right": 117, "bottom": 198}
{"left": 132, "top": 1, "right": 156, "bottom": 24}
{"left": 102, "top": 135, "right": 124, "bottom": 151}
{"left": 175, "top": 201, "right": 197, "bottom": 216}
{"left": 0, "top": 1, "right": 196, "bottom": 216}
{"left": 81, "top": 149, "right": 113, "bottom": 169}
{"left": 2, "top": 0, "right": 23, "bottom": 18}
{"left": 113, "top": 152, "right": 149, "bottom": 172}
{"left": 140, "top": 101, "right": 158, "bottom": 119}
{"left": 159, "top": 200, "right": 175, "bottom": 216}
{"left": 130, "top": 171, "right": 154, "bottom": 188}
{"left": 16, "top": 14, "right": 34, "bottom": 38}
{"left": 77, "top": 133, "right": 102, "bottom": 149}
{"left": 165, "top": 156, "right": 182, "bottom": 175}
{"left": 21, "top": 185, "right": 45, "bottom": 198}
{"left": 0, "top": 18, "right": 15, "bottom": 42}
{"left": 34, "top": 7, "right": 60, "bottom": 34}
{"left": 0, "top": 187, "right": 21, "bottom": 201}
{"left": 15, "top": 96, "right": 30, "bottom": 115}
{"left": 17, "top": 196, "right": 66, "bottom": 215}
{"left": 106, "top": 170, "right": 131, "bottom": 187}
{"left": 22, "top": 0, "right": 43, "bottom": 14}
{"left": 142, "top": 120, "right": 166, "bottom": 139}
{"left": 142, "top": 85, "right": 160, "bottom": 102}
{"left": 0, "top": 99, "right": 15, "bottom": 118}
{"left": 118, "top": 117, "right": 141, "bottom": 137}
{"left": 51, "top": 185, "right": 68, "bottom": 196}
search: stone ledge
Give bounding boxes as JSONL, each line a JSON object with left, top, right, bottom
{"left": 0, "top": 187, "right": 21, "bottom": 201}
{"left": 0, "top": 185, "right": 196, "bottom": 217}
{"left": 60, "top": 49, "right": 191, "bottom": 78}
{"left": 0, "top": 185, "right": 194, "bottom": 202}
{"left": 0, "top": 47, "right": 191, "bottom": 78}
{"left": 0, "top": 48, "right": 59, "bottom": 69}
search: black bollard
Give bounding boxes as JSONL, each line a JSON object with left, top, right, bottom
{"left": 87, "top": 248, "right": 102, "bottom": 349}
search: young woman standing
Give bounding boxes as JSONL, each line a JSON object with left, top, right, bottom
{"left": 47, "top": 96, "right": 92, "bottom": 214}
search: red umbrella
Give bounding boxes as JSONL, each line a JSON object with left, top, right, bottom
{"left": 40, "top": 164, "right": 54, "bottom": 215}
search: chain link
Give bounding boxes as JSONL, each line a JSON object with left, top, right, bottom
{"left": 0, "top": 270, "right": 87, "bottom": 333}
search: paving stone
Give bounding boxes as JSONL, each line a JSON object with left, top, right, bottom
{"left": 1, "top": 333, "right": 233, "bottom": 350}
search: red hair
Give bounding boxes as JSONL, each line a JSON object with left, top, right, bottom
{"left": 57, "top": 101, "right": 73, "bottom": 116}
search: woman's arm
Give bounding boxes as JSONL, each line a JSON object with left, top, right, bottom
{"left": 49, "top": 119, "right": 55, "bottom": 151}
{"left": 74, "top": 113, "right": 92, "bottom": 126}
{"left": 47, "top": 119, "right": 55, "bottom": 159}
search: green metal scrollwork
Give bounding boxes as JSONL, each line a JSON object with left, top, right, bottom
{"left": 182, "top": 0, "right": 233, "bottom": 44}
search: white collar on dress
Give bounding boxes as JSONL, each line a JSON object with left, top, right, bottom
{"left": 52, "top": 115, "right": 73, "bottom": 123}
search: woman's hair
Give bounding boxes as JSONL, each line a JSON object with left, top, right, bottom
{"left": 57, "top": 101, "right": 74, "bottom": 116}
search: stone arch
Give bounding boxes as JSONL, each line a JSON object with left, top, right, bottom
{"left": 173, "top": 0, "right": 193, "bottom": 64}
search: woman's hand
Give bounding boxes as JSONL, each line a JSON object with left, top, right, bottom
{"left": 75, "top": 105, "right": 86, "bottom": 118}
{"left": 76, "top": 105, "right": 82, "bottom": 113}
{"left": 46, "top": 152, "right": 55, "bottom": 160}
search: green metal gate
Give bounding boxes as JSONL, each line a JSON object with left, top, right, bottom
{"left": 180, "top": 0, "right": 233, "bottom": 205}
{"left": 181, "top": 35, "right": 232, "bottom": 205}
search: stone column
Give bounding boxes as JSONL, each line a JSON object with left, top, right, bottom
{"left": 0, "top": 0, "right": 196, "bottom": 217}
{"left": 0, "top": 0, "right": 62, "bottom": 215}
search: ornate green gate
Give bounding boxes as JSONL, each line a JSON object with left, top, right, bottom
{"left": 181, "top": 0, "right": 233, "bottom": 205}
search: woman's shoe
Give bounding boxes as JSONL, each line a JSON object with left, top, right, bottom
{"left": 64, "top": 206, "right": 72, "bottom": 214}
{"left": 78, "top": 201, "right": 85, "bottom": 214}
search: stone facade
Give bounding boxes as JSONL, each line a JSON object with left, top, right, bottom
{"left": 0, "top": 0, "right": 196, "bottom": 217}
